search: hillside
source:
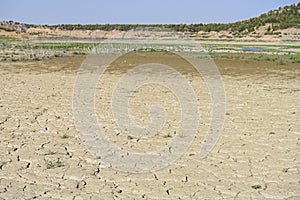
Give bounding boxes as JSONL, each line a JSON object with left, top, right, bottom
{"left": 49, "top": 3, "right": 300, "bottom": 33}
{"left": 0, "top": 3, "right": 299, "bottom": 41}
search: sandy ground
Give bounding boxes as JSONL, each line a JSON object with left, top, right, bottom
{"left": 0, "top": 55, "right": 299, "bottom": 199}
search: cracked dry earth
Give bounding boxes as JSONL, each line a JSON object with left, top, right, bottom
{"left": 0, "top": 55, "right": 299, "bottom": 200}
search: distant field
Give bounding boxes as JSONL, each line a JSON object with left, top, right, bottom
{"left": 0, "top": 36, "right": 299, "bottom": 64}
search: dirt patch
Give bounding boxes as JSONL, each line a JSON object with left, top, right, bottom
{"left": 0, "top": 56, "right": 299, "bottom": 199}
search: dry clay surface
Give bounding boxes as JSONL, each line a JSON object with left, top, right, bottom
{"left": 0, "top": 56, "right": 299, "bottom": 199}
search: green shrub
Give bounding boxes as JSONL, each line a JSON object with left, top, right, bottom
{"left": 290, "top": 53, "right": 300, "bottom": 63}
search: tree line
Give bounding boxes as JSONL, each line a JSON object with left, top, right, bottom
{"left": 1, "top": 3, "right": 299, "bottom": 33}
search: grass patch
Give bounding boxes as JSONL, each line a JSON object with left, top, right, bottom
{"left": 45, "top": 150, "right": 56, "bottom": 155}
{"left": 20, "top": 42, "right": 93, "bottom": 50}
{"left": 279, "top": 58, "right": 285, "bottom": 65}
{"left": 251, "top": 185, "right": 262, "bottom": 190}
{"left": 135, "top": 47, "right": 168, "bottom": 52}
{"left": 282, "top": 168, "right": 289, "bottom": 173}
{"left": 163, "top": 133, "right": 172, "bottom": 138}
{"left": 45, "top": 158, "right": 64, "bottom": 169}
{"left": 290, "top": 53, "right": 300, "bottom": 63}
{"left": 127, "top": 135, "right": 134, "bottom": 140}
{"left": 282, "top": 45, "right": 300, "bottom": 49}
{"left": 0, "top": 35, "right": 19, "bottom": 42}
{"left": 61, "top": 133, "right": 69, "bottom": 139}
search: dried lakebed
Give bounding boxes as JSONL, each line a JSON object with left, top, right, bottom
{"left": 0, "top": 55, "right": 299, "bottom": 199}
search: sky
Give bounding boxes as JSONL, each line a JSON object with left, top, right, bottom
{"left": 0, "top": 0, "right": 299, "bottom": 25}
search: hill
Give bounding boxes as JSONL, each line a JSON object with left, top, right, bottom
{"left": 0, "top": 3, "right": 299, "bottom": 41}
{"left": 48, "top": 3, "right": 300, "bottom": 33}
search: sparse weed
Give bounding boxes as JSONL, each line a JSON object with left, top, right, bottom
{"left": 279, "top": 58, "right": 285, "bottom": 65}
{"left": 282, "top": 168, "right": 289, "bottom": 173}
{"left": 163, "top": 134, "right": 172, "bottom": 138}
{"left": 45, "top": 150, "right": 56, "bottom": 155}
{"left": 127, "top": 135, "right": 134, "bottom": 140}
{"left": 251, "top": 185, "right": 262, "bottom": 190}
{"left": 61, "top": 133, "right": 70, "bottom": 139}
{"left": 290, "top": 53, "right": 300, "bottom": 63}
{"left": 45, "top": 158, "right": 64, "bottom": 169}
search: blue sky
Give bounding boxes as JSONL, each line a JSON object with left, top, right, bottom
{"left": 0, "top": 0, "right": 299, "bottom": 25}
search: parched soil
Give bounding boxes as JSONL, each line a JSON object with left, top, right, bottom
{"left": 0, "top": 55, "right": 299, "bottom": 199}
